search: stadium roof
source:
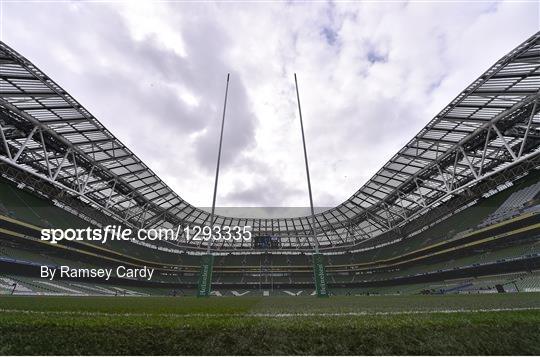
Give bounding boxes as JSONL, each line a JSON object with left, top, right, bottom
{"left": 0, "top": 32, "right": 539, "bottom": 251}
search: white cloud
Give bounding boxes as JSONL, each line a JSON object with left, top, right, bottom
{"left": 2, "top": 1, "right": 539, "bottom": 209}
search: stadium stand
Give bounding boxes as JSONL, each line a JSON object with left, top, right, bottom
{"left": 0, "top": 34, "right": 539, "bottom": 297}
{"left": 481, "top": 182, "right": 540, "bottom": 227}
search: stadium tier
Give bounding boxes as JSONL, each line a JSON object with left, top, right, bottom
{"left": 0, "top": 170, "right": 539, "bottom": 294}
{"left": 0, "top": 33, "right": 540, "bottom": 296}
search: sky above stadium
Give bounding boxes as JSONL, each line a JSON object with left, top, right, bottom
{"left": 1, "top": 1, "right": 539, "bottom": 208}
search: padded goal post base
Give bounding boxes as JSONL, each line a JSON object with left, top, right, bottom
{"left": 197, "top": 254, "right": 214, "bottom": 297}
{"left": 313, "top": 253, "right": 329, "bottom": 297}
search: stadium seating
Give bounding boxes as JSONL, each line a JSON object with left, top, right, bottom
{"left": 1, "top": 169, "right": 539, "bottom": 294}
{"left": 481, "top": 180, "right": 540, "bottom": 226}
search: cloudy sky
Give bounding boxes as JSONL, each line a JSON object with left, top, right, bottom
{"left": 1, "top": 1, "right": 539, "bottom": 208}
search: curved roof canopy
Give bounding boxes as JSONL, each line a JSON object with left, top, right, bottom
{"left": 0, "top": 32, "right": 539, "bottom": 251}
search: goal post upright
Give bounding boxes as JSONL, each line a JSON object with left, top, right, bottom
{"left": 294, "top": 73, "right": 329, "bottom": 298}
{"left": 197, "top": 73, "right": 230, "bottom": 297}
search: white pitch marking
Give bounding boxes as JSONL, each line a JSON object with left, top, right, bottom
{"left": 0, "top": 307, "right": 539, "bottom": 319}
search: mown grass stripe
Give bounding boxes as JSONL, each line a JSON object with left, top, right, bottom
{"left": 1, "top": 306, "right": 540, "bottom": 318}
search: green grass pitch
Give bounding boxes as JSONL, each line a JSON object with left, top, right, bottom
{"left": 0, "top": 293, "right": 539, "bottom": 355}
